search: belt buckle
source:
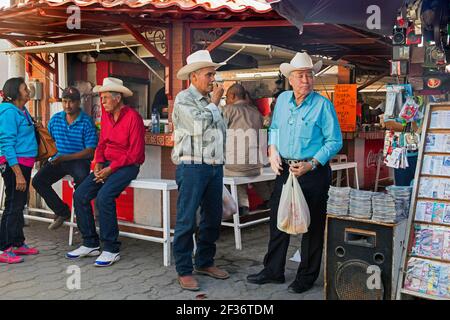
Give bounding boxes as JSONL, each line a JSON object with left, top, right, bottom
{"left": 288, "top": 159, "right": 300, "bottom": 166}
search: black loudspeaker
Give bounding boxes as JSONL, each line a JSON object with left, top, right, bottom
{"left": 325, "top": 215, "right": 407, "bottom": 300}
{"left": 392, "top": 26, "right": 407, "bottom": 45}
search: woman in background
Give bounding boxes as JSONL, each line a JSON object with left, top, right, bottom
{"left": 0, "top": 77, "right": 39, "bottom": 264}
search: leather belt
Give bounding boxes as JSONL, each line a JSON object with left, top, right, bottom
{"left": 281, "top": 158, "right": 312, "bottom": 165}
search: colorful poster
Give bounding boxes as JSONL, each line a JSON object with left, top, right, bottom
{"left": 333, "top": 84, "right": 357, "bottom": 132}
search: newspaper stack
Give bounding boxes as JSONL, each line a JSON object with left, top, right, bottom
{"left": 372, "top": 193, "right": 399, "bottom": 223}
{"left": 327, "top": 186, "right": 351, "bottom": 215}
{"left": 386, "top": 185, "right": 413, "bottom": 219}
{"left": 349, "top": 189, "right": 374, "bottom": 219}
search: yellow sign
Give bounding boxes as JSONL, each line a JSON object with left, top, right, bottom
{"left": 333, "top": 84, "right": 357, "bottom": 132}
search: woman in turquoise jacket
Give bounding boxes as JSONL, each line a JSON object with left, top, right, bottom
{"left": 0, "top": 77, "right": 39, "bottom": 264}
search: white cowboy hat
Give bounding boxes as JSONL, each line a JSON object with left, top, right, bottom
{"left": 93, "top": 77, "right": 133, "bottom": 97}
{"left": 279, "top": 52, "right": 323, "bottom": 78}
{"left": 177, "top": 50, "right": 226, "bottom": 80}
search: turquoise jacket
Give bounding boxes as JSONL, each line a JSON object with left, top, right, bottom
{"left": 0, "top": 102, "right": 38, "bottom": 166}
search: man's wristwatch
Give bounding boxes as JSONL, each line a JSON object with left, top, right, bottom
{"left": 309, "top": 159, "right": 318, "bottom": 171}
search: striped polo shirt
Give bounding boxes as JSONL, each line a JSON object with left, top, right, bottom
{"left": 48, "top": 110, "right": 98, "bottom": 156}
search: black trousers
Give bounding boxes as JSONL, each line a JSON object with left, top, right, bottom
{"left": 0, "top": 164, "right": 32, "bottom": 251}
{"left": 32, "top": 159, "right": 91, "bottom": 218}
{"left": 263, "top": 161, "right": 331, "bottom": 285}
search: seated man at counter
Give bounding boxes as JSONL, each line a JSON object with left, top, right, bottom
{"left": 66, "top": 77, "right": 145, "bottom": 267}
{"left": 32, "top": 87, "right": 98, "bottom": 230}
{"left": 223, "top": 83, "right": 272, "bottom": 215}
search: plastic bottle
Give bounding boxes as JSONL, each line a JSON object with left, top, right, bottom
{"left": 151, "top": 108, "right": 160, "bottom": 134}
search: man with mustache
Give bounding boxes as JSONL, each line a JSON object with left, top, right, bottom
{"left": 32, "top": 86, "right": 98, "bottom": 231}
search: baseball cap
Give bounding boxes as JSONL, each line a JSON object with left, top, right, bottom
{"left": 62, "top": 86, "right": 81, "bottom": 101}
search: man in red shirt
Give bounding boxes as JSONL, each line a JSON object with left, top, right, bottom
{"left": 66, "top": 77, "right": 145, "bottom": 267}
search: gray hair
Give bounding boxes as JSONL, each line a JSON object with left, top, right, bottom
{"left": 189, "top": 71, "right": 198, "bottom": 82}
{"left": 110, "top": 91, "right": 123, "bottom": 102}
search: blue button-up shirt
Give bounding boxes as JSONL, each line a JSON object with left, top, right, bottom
{"left": 269, "top": 91, "right": 343, "bottom": 165}
{"left": 48, "top": 110, "right": 98, "bottom": 157}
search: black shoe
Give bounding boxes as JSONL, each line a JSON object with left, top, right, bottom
{"left": 287, "top": 280, "right": 313, "bottom": 294}
{"left": 239, "top": 206, "right": 249, "bottom": 216}
{"left": 247, "top": 270, "right": 285, "bottom": 284}
{"left": 48, "top": 215, "right": 70, "bottom": 230}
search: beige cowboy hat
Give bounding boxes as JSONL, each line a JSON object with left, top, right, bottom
{"left": 177, "top": 50, "right": 226, "bottom": 80}
{"left": 93, "top": 77, "right": 133, "bottom": 97}
{"left": 279, "top": 52, "right": 323, "bottom": 78}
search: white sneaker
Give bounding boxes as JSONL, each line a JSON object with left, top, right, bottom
{"left": 66, "top": 246, "right": 101, "bottom": 259}
{"left": 94, "top": 251, "right": 120, "bottom": 267}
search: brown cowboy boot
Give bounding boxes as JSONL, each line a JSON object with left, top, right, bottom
{"left": 178, "top": 275, "right": 200, "bottom": 291}
{"left": 194, "top": 266, "right": 230, "bottom": 279}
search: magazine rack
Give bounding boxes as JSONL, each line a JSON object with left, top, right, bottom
{"left": 397, "top": 102, "right": 450, "bottom": 300}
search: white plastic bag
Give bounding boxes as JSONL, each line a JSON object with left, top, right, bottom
{"left": 222, "top": 185, "right": 237, "bottom": 220}
{"left": 277, "top": 172, "right": 310, "bottom": 234}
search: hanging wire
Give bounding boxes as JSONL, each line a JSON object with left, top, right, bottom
{"left": 15, "top": 52, "right": 64, "bottom": 91}
{"left": 121, "top": 41, "right": 165, "bottom": 83}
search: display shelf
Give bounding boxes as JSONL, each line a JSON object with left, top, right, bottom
{"left": 400, "top": 289, "right": 448, "bottom": 301}
{"left": 397, "top": 102, "right": 450, "bottom": 300}
{"left": 414, "top": 220, "right": 450, "bottom": 228}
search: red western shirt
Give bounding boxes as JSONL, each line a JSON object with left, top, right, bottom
{"left": 94, "top": 106, "right": 146, "bottom": 173}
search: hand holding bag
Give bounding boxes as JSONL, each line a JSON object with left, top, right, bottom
{"left": 277, "top": 172, "right": 310, "bottom": 235}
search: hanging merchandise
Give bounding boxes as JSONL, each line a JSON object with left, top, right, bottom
{"left": 400, "top": 96, "right": 420, "bottom": 121}
{"left": 385, "top": 84, "right": 413, "bottom": 119}
{"left": 384, "top": 122, "right": 419, "bottom": 169}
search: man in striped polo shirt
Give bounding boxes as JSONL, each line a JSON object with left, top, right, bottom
{"left": 32, "top": 87, "right": 98, "bottom": 230}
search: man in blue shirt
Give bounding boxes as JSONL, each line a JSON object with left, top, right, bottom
{"left": 32, "top": 87, "right": 98, "bottom": 230}
{"left": 247, "top": 52, "right": 343, "bottom": 294}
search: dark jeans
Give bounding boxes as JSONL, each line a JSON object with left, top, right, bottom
{"left": 73, "top": 164, "right": 139, "bottom": 253}
{"left": 394, "top": 155, "right": 418, "bottom": 186}
{"left": 0, "top": 164, "right": 32, "bottom": 251}
{"left": 173, "top": 163, "right": 223, "bottom": 276}
{"left": 32, "top": 159, "right": 91, "bottom": 217}
{"left": 262, "top": 162, "right": 331, "bottom": 285}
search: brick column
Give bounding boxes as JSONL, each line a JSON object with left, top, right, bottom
{"left": 162, "top": 22, "right": 185, "bottom": 224}
{"left": 167, "top": 21, "right": 185, "bottom": 124}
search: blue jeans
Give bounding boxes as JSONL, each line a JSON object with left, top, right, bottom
{"left": 0, "top": 164, "right": 32, "bottom": 251}
{"left": 32, "top": 159, "right": 91, "bottom": 217}
{"left": 173, "top": 164, "right": 223, "bottom": 276}
{"left": 73, "top": 164, "right": 139, "bottom": 253}
{"left": 394, "top": 155, "right": 418, "bottom": 186}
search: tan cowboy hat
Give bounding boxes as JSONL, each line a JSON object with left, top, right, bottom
{"left": 177, "top": 50, "right": 226, "bottom": 80}
{"left": 280, "top": 52, "right": 323, "bottom": 78}
{"left": 93, "top": 77, "right": 133, "bottom": 97}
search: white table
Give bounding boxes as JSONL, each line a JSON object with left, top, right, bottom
{"left": 0, "top": 174, "right": 177, "bottom": 267}
{"left": 66, "top": 178, "right": 178, "bottom": 267}
{"left": 222, "top": 167, "right": 276, "bottom": 250}
{"left": 223, "top": 162, "right": 360, "bottom": 250}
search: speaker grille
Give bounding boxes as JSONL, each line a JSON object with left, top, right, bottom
{"left": 335, "top": 260, "right": 384, "bottom": 300}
